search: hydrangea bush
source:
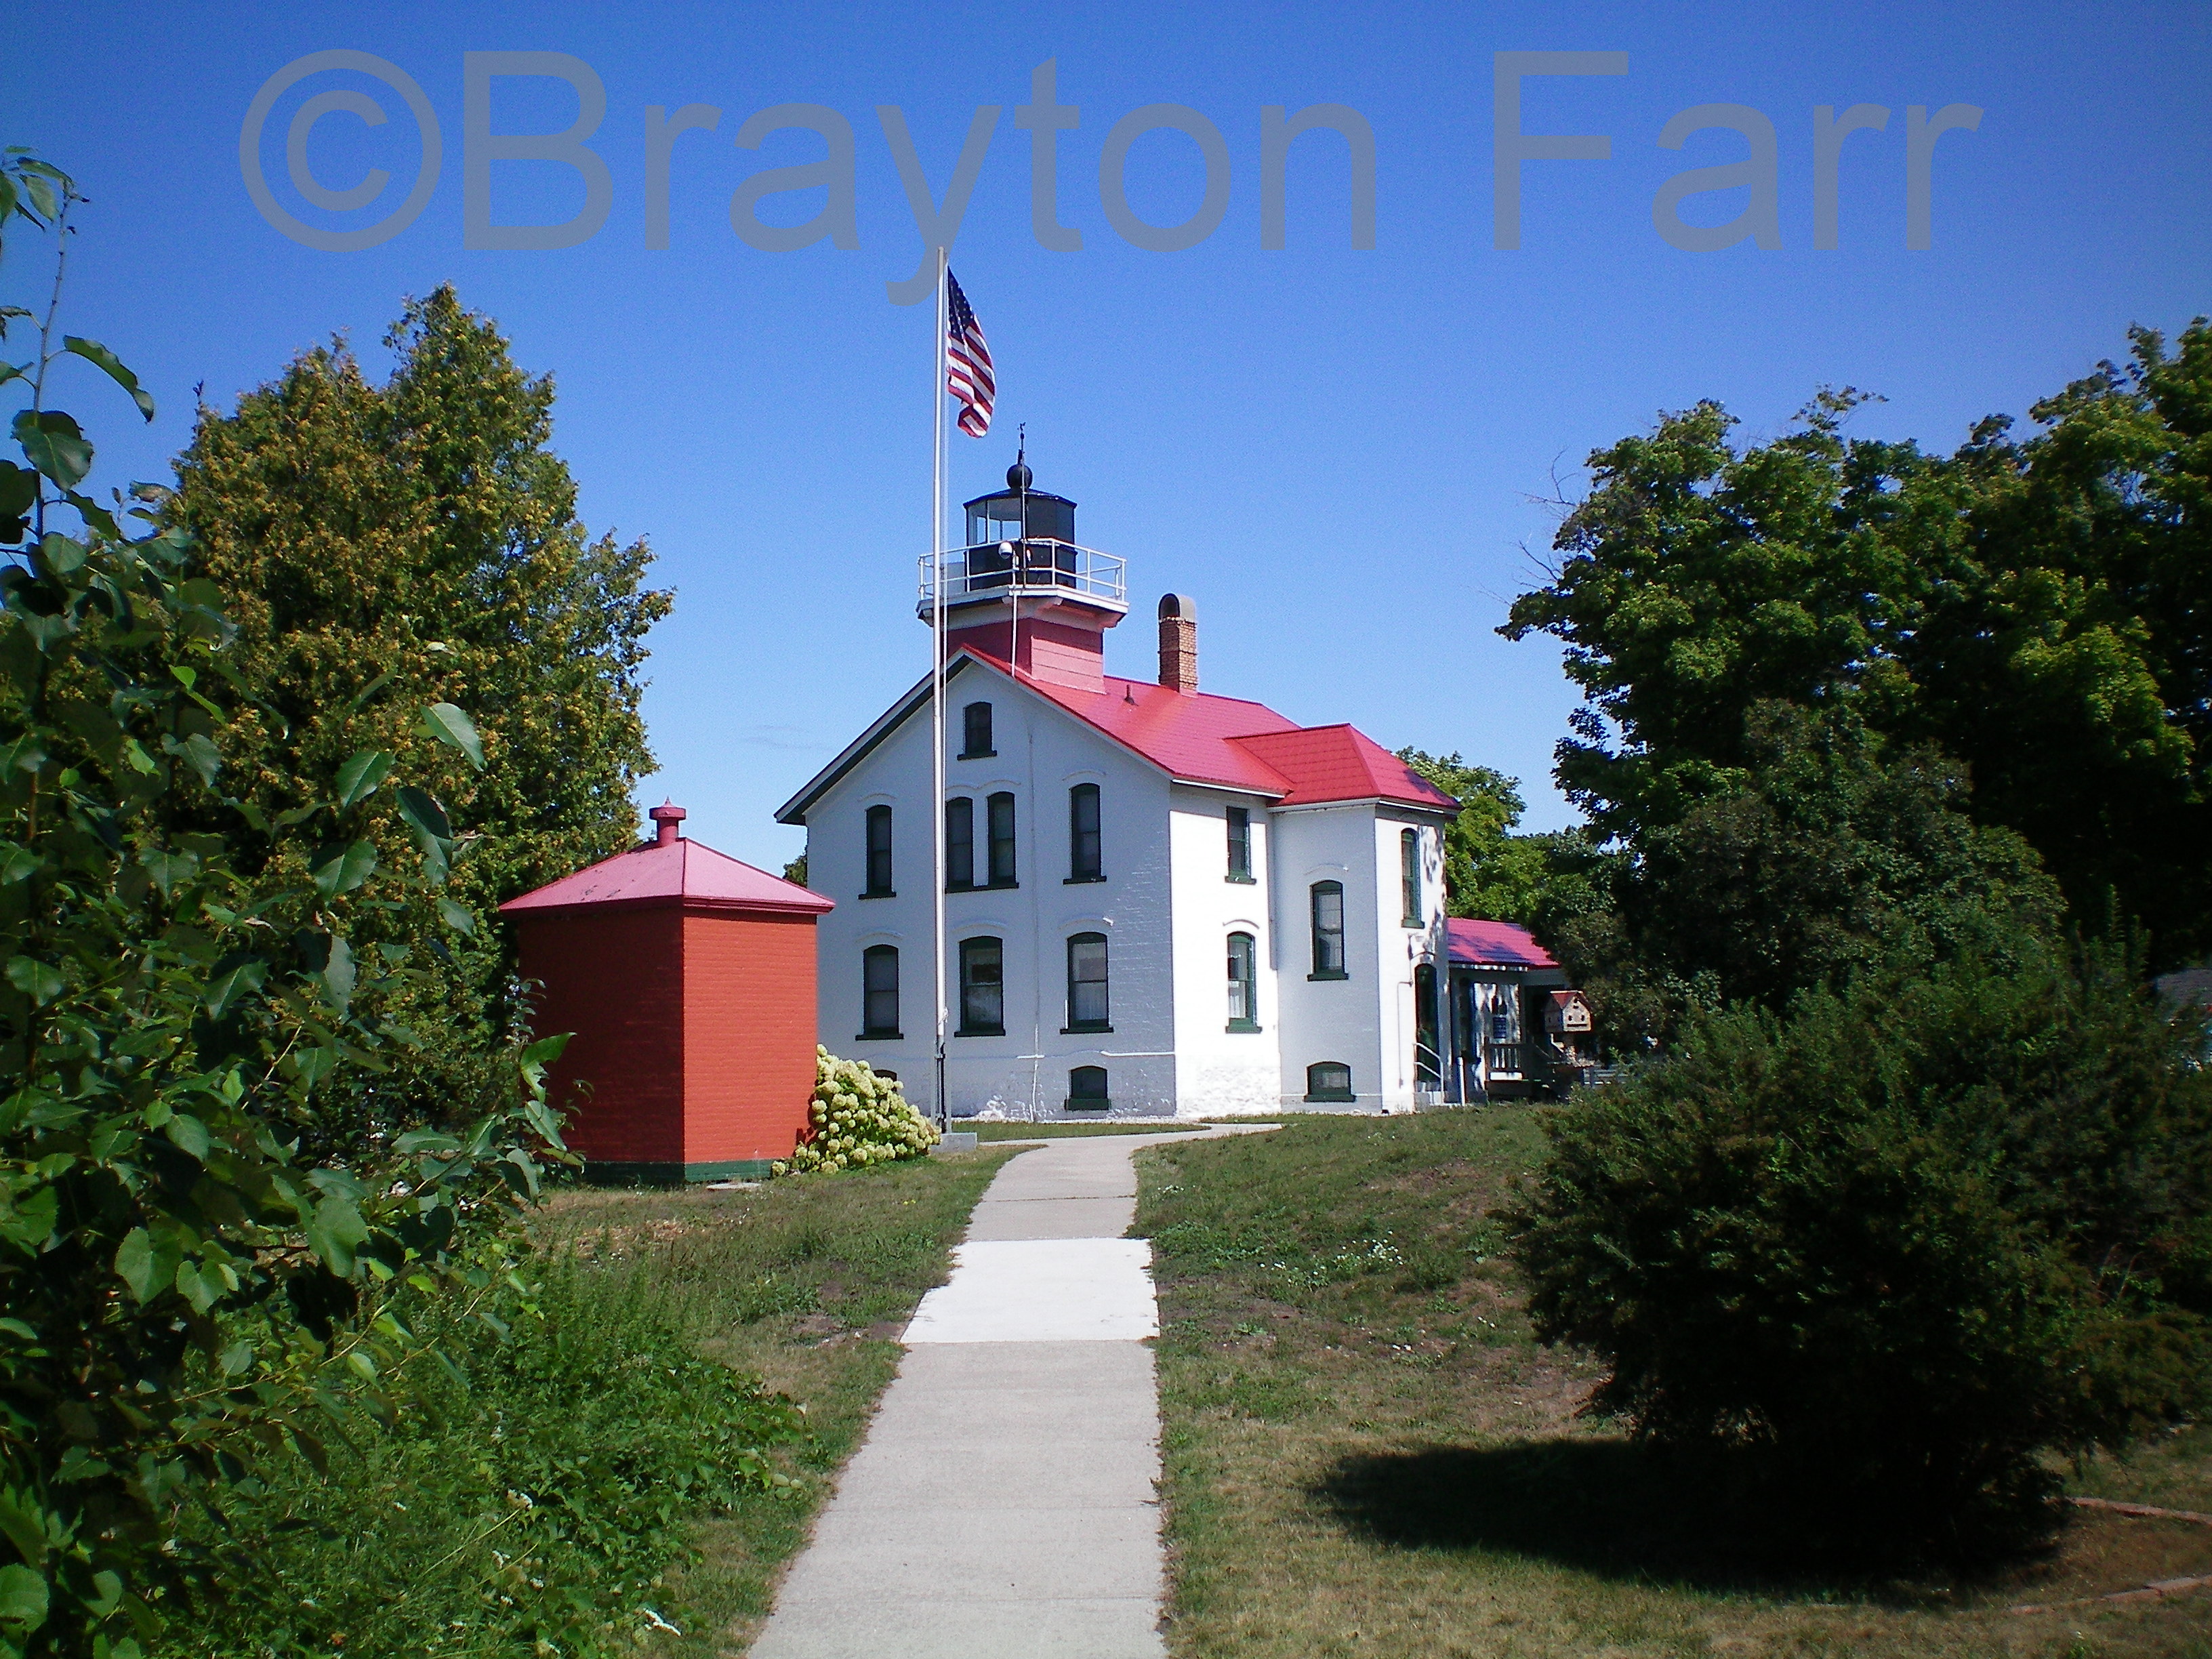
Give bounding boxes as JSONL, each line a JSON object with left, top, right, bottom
{"left": 775, "top": 1048, "right": 939, "bottom": 1174}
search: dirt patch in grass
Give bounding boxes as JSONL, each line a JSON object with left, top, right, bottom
{"left": 535, "top": 1147, "right": 1015, "bottom": 1655}
{"left": 1136, "top": 1112, "right": 2212, "bottom": 1659}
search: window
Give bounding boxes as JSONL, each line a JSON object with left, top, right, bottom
{"left": 863, "top": 804, "right": 893, "bottom": 897}
{"left": 1309, "top": 880, "right": 1346, "bottom": 978}
{"left": 945, "top": 797, "right": 975, "bottom": 890}
{"left": 1305, "top": 1061, "right": 1355, "bottom": 1103}
{"left": 1226, "top": 932, "right": 1258, "bottom": 1031}
{"left": 1065, "top": 932, "right": 1110, "bottom": 1031}
{"left": 958, "top": 937, "right": 1004, "bottom": 1036}
{"left": 1401, "top": 828, "right": 1422, "bottom": 926}
{"left": 1067, "top": 1065, "right": 1109, "bottom": 1110}
{"left": 861, "top": 945, "right": 900, "bottom": 1038}
{"left": 962, "top": 701, "right": 994, "bottom": 758}
{"left": 1226, "top": 806, "right": 1252, "bottom": 882}
{"left": 1067, "top": 784, "right": 1103, "bottom": 881}
{"left": 987, "top": 792, "right": 1018, "bottom": 886}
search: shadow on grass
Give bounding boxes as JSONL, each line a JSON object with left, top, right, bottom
{"left": 1313, "top": 1437, "right": 2055, "bottom": 1601}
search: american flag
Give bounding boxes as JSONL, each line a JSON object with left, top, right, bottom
{"left": 945, "top": 270, "right": 994, "bottom": 438}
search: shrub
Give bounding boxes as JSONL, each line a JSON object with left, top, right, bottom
{"left": 776, "top": 1049, "right": 937, "bottom": 1175}
{"left": 1, "top": 157, "right": 565, "bottom": 1658}
{"left": 1508, "top": 941, "right": 2212, "bottom": 1555}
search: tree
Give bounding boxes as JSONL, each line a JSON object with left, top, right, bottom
{"left": 169, "top": 288, "right": 671, "bottom": 1136}
{"left": 1504, "top": 327, "right": 2212, "bottom": 965}
{"left": 1509, "top": 941, "right": 2212, "bottom": 1557}
{"left": 1551, "top": 703, "right": 2063, "bottom": 1048}
{"left": 1394, "top": 748, "right": 1615, "bottom": 932}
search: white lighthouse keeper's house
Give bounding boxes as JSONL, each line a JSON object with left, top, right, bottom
{"left": 775, "top": 458, "right": 1459, "bottom": 1120}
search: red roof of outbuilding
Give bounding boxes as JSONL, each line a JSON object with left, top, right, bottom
{"left": 501, "top": 836, "right": 834, "bottom": 918}
{"left": 1446, "top": 917, "right": 1557, "bottom": 969}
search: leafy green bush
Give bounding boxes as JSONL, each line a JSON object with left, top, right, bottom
{"left": 1509, "top": 943, "right": 2212, "bottom": 1555}
{"left": 173, "top": 1248, "right": 802, "bottom": 1658}
{"left": 1, "top": 157, "right": 565, "bottom": 1657}
{"left": 775, "top": 1048, "right": 937, "bottom": 1175}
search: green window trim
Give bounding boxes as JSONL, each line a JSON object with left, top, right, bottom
{"left": 1305, "top": 1061, "right": 1355, "bottom": 1103}
{"left": 958, "top": 936, "right": 1005, "bottom": 1037}
{"left": 960, "top": 700, "right": 996, "bottom": 759}
{"left": 1069, "top": 782, "right": 1103, "bottom": 882}
{"left": 1226, "top": 805, "right": 1252, "bottom": 882}
{"left": 987, "top": 791, "right": 1018, "bottom": 886}
{"left": 861, "top": 944, "right": 901, "bottom": 1040}
{"left": 945, "top": 796, "right": 975, "bottom": 891}
{"left": 1067, "top": 931, "right": 1109, "bottom": 1032}
{"left": 1310, "top": 880, "right": 1346, "bottom": 977}
{"left": 863, "top": 803, "right": 894, "bottom": 897}
{"left": 1226, "top": 1017, "right": 1262, "bottom": 1033}
{"left": 1226, "top": 930, "right": 1258, "bottom": 1031}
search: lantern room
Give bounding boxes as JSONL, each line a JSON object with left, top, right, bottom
{"left": 919, "top": 453, "right": 1130, "bottom": 692}
{"left": 500, "top": 803, "right": 834, "bottom": 1183}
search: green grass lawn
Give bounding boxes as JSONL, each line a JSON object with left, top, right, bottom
{"left": 1136, "top": 1112, "right": 2212, "bottom": 1659}
{"left": 180, "top": 1145, "right": 1014, "bottom": 1658}
{"left": 966, "top": 1119, "right": 1219, "bottom": 1140}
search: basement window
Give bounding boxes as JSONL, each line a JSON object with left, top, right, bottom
{"left": 1067, "top": 1065, "right": 1110, "bottom": 1111}
{"left": 1305, "top": 1061, "right": 1355, "bottom": 1103}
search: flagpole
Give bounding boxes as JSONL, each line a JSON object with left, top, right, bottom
{"left": 931, "top": 244, "right": 949, "bottom": 1134}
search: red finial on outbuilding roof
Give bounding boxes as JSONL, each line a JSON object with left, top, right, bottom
{"left": 650, "top": 800, "right": 687, "bottom": 846}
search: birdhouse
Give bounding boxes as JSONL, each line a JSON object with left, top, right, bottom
{"left": 500, "top": 803, "right": 834, "bottom": 1182}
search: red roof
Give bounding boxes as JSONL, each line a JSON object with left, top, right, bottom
{"left": 1446, "top": 917, "right": 1557, "bottom": 969}
{"left": 501, "top": 836, "right": 834, "bottom": 918}
{"left": 1002, "top": 655, "right": 1453, "bottom": 811}
{"left": 1231, "top": 724, "right": 1458, "bottom": 809}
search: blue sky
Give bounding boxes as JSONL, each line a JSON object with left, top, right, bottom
{"left": 9, "top": 1, "right": 2207, "bottom": 870}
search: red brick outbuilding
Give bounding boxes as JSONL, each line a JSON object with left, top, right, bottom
{"left": 501, "top": 803, "right": 833, "bottom": 1183}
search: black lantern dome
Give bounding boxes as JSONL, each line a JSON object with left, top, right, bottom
{"left": 962, "top": 468, "right": 1074, "bottom": 550}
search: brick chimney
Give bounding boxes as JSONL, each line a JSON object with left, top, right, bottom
{"left": 1157, "top": 594, "right": 1198, "bottom": 694}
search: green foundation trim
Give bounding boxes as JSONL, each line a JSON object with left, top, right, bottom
{"left": 584, "top": 1158, "right": 779, "bottom": 1187}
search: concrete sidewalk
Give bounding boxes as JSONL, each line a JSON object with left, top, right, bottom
{"left": 747, "top": 1126, "right": 1273, "bottom": 1659}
